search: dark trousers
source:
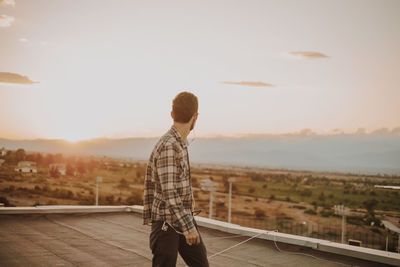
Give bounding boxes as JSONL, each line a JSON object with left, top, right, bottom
{"left": 150, "top": 220, "right": 209, "bottom": 267}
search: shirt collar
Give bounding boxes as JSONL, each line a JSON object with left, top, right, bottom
{"left": 170, "top": 125, "right": 187, "bottom": 148}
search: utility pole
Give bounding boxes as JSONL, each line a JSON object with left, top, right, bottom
{"left": 228, "top": 177, "right": 236, "bottom": 223}
{"left": 209, "top": 191, "right": 214, "bottom": 219}
{"left": 200, "top": 178, "right": 217, "bottom": 219}
{"left": 334, "top": 205, "right": 350, "bottom": 244}
{"left": 96, "top": 176, "right": 103, "bottom": 206}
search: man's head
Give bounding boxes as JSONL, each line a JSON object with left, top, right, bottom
{"left": 171, "top": 91, "right": 198, "bottom": 130}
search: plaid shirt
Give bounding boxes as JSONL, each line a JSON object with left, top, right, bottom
{"left": 143, "top": 125, "right": 195, "bottom": 235}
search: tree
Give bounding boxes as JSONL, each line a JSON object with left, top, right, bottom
{"left": 66, "top": 155, "right": 77, "bottom": 165}
{"left": 87, "top": 159, "right": 96, "bottom": 173}
{"left": 126, "top": 191, "right": 143, "bottom": 205}
{"left": 66, "top": 163, "right": 75, "bottom": 176}
{"left": 54, "top": 153, "right": 64, "bottom": 163}
{"left": 25, "top": 154, "right": 35, "bottom": 161}
{"left": 262, "top": 184, "right": 268, "bottom": 189}
{"left": 4, "top": 150, "right": 16, "bottom": 164}
{"left": 0, "top": 197, "right": 13, "bottom": 207}
{"left": 363, "top": 199, "right": 378, "bottom": 216}
{"left": 76, "top": 159, "right": 86, "bottom": 174}
{"left": 16, "top": 148, "right": 26, "bottom": 162}
{"left": 254, "top": 208, "right": 266, "bottom": 219}
{"left": 50, "top": 166, "right": 60, "bottom": 178}
{"left": 44, "top": 153, "right": 55, "bottom": 165}
{"left": 318, "top": 192, "right": 325, "bottom": 202}
{"left": 312, "top": 201, "right": 318, "bottom": 211}
{"left": 251, "top": 174, "right": 265, "bottom": 182}
{"left": 34, "top": 153, "right": 43, "bottom": 166}
{"left": 363, "top": 199, "right": 381, "bottom": 226}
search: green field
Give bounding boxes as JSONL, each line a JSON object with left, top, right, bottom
{"left": 234, "top": 174, "right": 400, "bottom": 212}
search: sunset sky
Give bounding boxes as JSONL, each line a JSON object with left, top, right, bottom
{"left": 1, "top": 0, "right": 399, "bottom": 141}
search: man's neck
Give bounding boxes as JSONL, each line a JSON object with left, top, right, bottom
{"left": 173, "top": 122, "right": 191, "bottom": 142}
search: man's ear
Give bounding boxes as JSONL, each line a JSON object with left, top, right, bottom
{"left": 190, "top": 113, "right": 197, "bottom": 123}
{"left": 171, "top": 111, "right": 174, "bottom": 120}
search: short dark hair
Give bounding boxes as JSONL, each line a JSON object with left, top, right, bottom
{"left": 172, "top": 91, "right": 198, "bottom": 123}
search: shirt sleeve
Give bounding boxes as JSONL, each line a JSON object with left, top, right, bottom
{"left": 156, "top": 143, "right": 195, "bottom": 235}
{"left": 143, "top": 164, "right": 154, "bottom": 225}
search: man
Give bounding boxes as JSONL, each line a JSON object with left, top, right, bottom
{"left": 143, "top": 91, "right": 209, "bottom": 267}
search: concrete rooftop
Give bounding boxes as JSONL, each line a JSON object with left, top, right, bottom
{"left": 0, "top": 207, "right": 399, "bottom": 267}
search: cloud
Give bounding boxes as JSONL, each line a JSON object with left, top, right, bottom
{"left": 0, "top": 0, "right": 15, "bottom": 6}
{"left": 370, "top": 127, "right": 390, "bottom": 135}
{"left": 391, "top": 127, "right": 400, "bottom": 135}
{"left": 0, "top": 72, "right": 38, "bottom": 85}
{"left": 354, "top": 127, "right": 400, "bottom": 136}
{"left": 297, "top": 128, "right": 317, "bottom": 136}
{"left": 0, "top": 14, "right": 14, "bottom": 27}
{"left": 289, "top": 51, "right": 329, "bottom": 59}
{"left": 234, "top": 127, "right": 400, "bottom": 138}
{"left": 219, "top": 81, "right": 274, "bottom": 87}
{"left": 355, "top": 128, "right": 367, "bottom": 135}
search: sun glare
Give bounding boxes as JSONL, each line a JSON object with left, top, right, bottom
{"left": 61, "top": 132, "right": 95, "bottom": 143}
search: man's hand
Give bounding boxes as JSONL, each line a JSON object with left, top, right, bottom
{"left": 184, "top": 229, "right": 200, "bottom": 246}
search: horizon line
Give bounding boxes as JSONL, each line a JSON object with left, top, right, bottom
{"left": 1, "top": 126, "right": 399, "bottom": 143}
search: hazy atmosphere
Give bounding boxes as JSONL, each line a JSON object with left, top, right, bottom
{"left": 1, "top": 0, "right": 399, "bottom": 141}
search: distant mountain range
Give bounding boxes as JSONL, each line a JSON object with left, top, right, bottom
{"left": 1, "top": 132, "right": 400, "bottom": 175}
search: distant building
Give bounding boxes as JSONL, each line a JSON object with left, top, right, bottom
{"left": 49, "top": 163, "right": 66, "bottom": 175}
{"left": 0, "top": 147, "right": 7, "bottom": 156}
{"left": 15, "top": 161, "right": 37, "bottom": 173}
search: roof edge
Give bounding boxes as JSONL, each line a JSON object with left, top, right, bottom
{"left": 0, "top": 205, "right": 140, "bottom": 214}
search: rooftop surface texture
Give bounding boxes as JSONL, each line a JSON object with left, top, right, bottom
{"left": 0, "top": 210, "right": 396, "bottom": 267}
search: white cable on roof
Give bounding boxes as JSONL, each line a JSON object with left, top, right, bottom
{"left": 269, "top": 231, "right": 353, "bottom": 267}
{"left": 203, "top": 229, "right": 354, "bottom": 267}
{"left": 207, "top": 231, "right": 265, "bottom": 259}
